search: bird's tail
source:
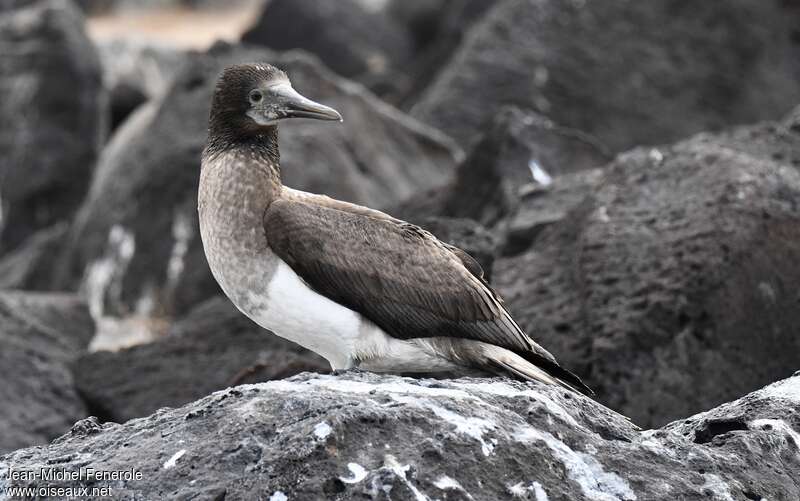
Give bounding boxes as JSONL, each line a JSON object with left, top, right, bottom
{"left": 415, "top": 337, "right": 593, "bottom": 396}
{"left": 477, "top": 343, "right": 594, "bottom": 396}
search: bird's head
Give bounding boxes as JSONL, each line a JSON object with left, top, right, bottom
{"left": 208, "top": 63, "right": 342, "bottom": 139}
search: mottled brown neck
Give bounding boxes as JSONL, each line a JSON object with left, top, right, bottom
{"left": 204, "top": 123, "right": 281, "bottom": 172}
{"left": 199, "top": 141, "right": 282, "bottom": 254}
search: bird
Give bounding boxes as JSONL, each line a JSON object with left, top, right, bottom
{"left": 198, "top": 63, "right": 592, "bottom": 396}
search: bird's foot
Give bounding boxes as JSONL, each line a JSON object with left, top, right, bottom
{"left": 332, "top": 367, "right": 366, "bottom": 376}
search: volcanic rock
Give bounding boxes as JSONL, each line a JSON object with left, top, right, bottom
{"left": 495, "top": 107, "right": 800, "bottom": 427}
{"left": 412, "top": 0, "right": 800, "bottom": 151}
{"left": 72, "top": 297, "right": 327, "bottom": 424}
{"left": 242, "top": 0, "right": 413, "bottom": 87}
{"left": 0, "top": 0, "right": 106, "bottom": 250}
{"left": 393, "top": 107, "right": 610, "bottom": 253}
{"left": 0, "top": 223, "right": 68, "bottom": 290}
{"left": 0, "top": 291, "right": 94, "bottom": 453}
{"left": 3, "top": 372, "right": 799, "bottom": 500}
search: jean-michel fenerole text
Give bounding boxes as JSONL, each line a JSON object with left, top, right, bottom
{"left": 6, "top": 466, "right": 143, "bottom": 482}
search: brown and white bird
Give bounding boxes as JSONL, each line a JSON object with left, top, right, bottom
{"left": 198, "top": 63, "right": 592, "bottom": 395}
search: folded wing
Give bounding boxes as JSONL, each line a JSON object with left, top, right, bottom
{"left": 264, "top": 198, "right": 591, "bottom": 395}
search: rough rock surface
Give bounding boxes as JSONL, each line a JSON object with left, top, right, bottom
{"left": 0, "top": 0, "right": 107, "bottom": 251}
{"left": 0, "top": 223, "right": 68, "bottom": 290}
{"left": 242, "top": 0, "right": 413, "bottom": 88}
{"left": 503, "top": 167, "right": 605, "bottom": 256}
{"left": 495, "top": 107, "right": 800, "bottom": 427}
{"left": 95, "top": 39, "right": 187, "bottom": 131}
{"left": 72, "top": 297, "right": 328, "bottom": 424}
{"left": 0, "top": 292, "right": 94, "bottom": 454}
{"left": 384, "top": 0, "right": 499, "bottom": 105}
{"left": 3, "top": 371, "right": 800, "bottom": 500}
{"left": 394, "top": 107, "right": 610, "bottom": 250}
{"left": 243, "top": 0, "right": 496, "bottom": 104}
{"left": 53, "top": 43, "right": 459, "bottom": 317}
{"left": 412, "top": 0, "right": 800, "bottom": 150}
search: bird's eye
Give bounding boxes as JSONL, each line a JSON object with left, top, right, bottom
{"left": 249, "top": 90, "right": 263, "bottom": 103}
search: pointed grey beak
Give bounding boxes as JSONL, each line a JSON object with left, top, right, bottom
{"left": 272, "top": 83, "right": 343, "bottom": 122}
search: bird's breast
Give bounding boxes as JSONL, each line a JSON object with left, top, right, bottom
{"left": 243, "top": 257, "right": 367, "bottom": 369}
{"left": 200, "top": 224, "right": 366, "bottom": 369}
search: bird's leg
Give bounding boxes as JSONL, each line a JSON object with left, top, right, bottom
{"left": 332, "top": 367, "right": 367, "bottom": 376}
{"left": 332, "top": 359, "right": 365, "bottom": 376}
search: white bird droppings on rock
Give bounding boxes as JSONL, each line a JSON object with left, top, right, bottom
{"left": 392, "top": 394, "right": 497, "bottom": 456}
{"left": 508, "top": 481, "right": 549, "bottom": 500}
{"left": 757, "top": 377, "right": 800, "bottom": 404}
{"left": 532, "top": 481, "right": 549, "bottom": 501}
{"left": 648, "top": 148, "right": 664, "bottom": 165}
{"left": 313, "top": 421, "right": 332, "bottom": 440}
{"left": 594, "top": 206, "right": 611, "bottom": 223}
{"left": 699, "top": 474, "right": 735, "bottom": 501}
{"left": 750, "top": 418, "right": 800, "bottom": 453}
{"left": 268, "top": 491, "right": 288, "bottom": 501}
{"left": 166, "top": 210, "right": 193, "bottom": 289}
{"left": 516, "top": 427, "right": 636, "bottom": 501}
{"left": 433, "top": 475, "right": 473, "bottom": 499}
{"left": 451, "top": 380, "right": 581, "bottom": 428}
{"left": 508, "top": 482, "right": 528, "bottom": 497}
{"left": 637, "top": 430, "right": 679, "bottom": 459}
{"left": 265, "top": 374, "right": 473, "bottom": 399}
{"left": 339, "top": 462, "right": 368, "bottom": 484}
{"left": 384, "top": 455, "right": 429, "bottom": 501}
{"left": 529, "top": 159, "right": 553, "bottom": 186}
{"left": 162, "top": 449, "right": 186, "bottom": 470}
{"left": 85, "top": 224, "right": 136, "bottom": 320}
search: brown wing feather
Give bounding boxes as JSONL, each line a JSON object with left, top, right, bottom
{"left": 264, "top": 198, "right": 592, "bottom": 395}
{"left": 264, "top": 199, "right": 528, "bottom": 346}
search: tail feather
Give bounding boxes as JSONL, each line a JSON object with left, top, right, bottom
{"left": 515, "top": 350, "right": 594, "bottom": 396}
{"left": 481, "top": 344, "right": 594, "bottom": 396}
{"left": 415, "top": 337, "right": 594, "bottom": 396}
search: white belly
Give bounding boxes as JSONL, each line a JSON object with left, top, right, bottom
{"left": 242, "top": 259, "right": 365, "bottom": 369}
{"left": 205, "top": 243, "right": 464, "bottom": 373}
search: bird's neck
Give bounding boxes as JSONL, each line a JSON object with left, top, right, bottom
{"left": 200, "top": 125, "right": 283, "bottom": 246}
{"left": 204, "top": 124, "right": 282, "bottom": 176}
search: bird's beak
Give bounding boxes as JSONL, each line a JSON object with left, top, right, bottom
{"left": 273, "top": 83, "right": 343, "bottom": 122}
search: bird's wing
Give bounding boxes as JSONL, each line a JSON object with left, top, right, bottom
{"left": 265, "top": 198, "right": 593, "bottom": 395}
{"left": 265, "top": 198, "right": 550, "bottom": 359}
{"left": 282, "top": 187, "right": 489, "bottom": 281}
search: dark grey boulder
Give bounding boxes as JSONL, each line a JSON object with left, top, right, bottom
{"left": 387, "top": 0, "right": 499, "bottom": 107}
{"left": 95, "top": 39, "right": 187, "bottom": 131}
{"left": 3, "top": 371, "right": 799, "bottom": 500}
{"left": 242, "top": 0, "right": 414, "bottom": 89}
{"left": 494, "top": 107, "right": 800, "bottom": 427}
{"left": 393, "top": 107, "right": 610, "bottom": 253}
{"left": 53, "top": 43, "right": 459, "bottom": 318}
{"left": 242, "top": 0, "right": 497, "bottom": 104}
{"left": 72, "top": 297, "right": 328, "bottom": 424}
{"left": 503, "top": 167, "right": 605, "bottom": 256}
{"left": 0, "top": 291, "right": 94, "bottom": 453}
{"left": 441, "top": 107, "right": 609, "bottom": 227}
{"left": 0, "top": 0, "right": 107, "bottom": 251}
{"left": 0, "top": 223, "right": 68, "bottom": 291}
{"left": 412, "top": 0, "right": 800, "bottom": 151}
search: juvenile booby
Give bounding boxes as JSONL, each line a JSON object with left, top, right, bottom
{"left": 199, "top": 63, "right": 592, "bottom": 395}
